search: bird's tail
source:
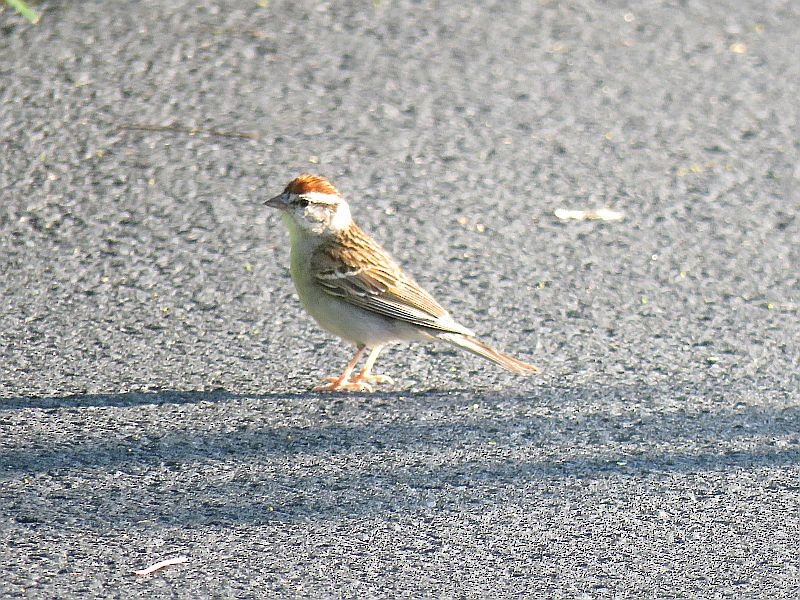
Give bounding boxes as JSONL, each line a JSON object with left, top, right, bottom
{"left": 439, "top": 333, "right": 539, "bottom": 375}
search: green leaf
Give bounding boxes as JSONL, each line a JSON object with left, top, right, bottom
{"left": 5, "top": 0, "right": 41, "bottom": 24}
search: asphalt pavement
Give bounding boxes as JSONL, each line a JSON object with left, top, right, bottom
{"left": 1, "top": 0, "right": 799, "bottom": 597}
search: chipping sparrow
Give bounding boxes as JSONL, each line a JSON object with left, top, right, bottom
{"left": 265, "top": 174, "right": 538, "bottom": 392}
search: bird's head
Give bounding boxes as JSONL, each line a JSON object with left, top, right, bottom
{"left": 265, "top": 174, "right": 352, "bottom": 236}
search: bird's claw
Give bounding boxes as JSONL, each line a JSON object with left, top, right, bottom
{"left": 314, "top": 370, "right": 393, "bottom": 393}
{"left": 353, "top": 372, "right": 394, "bottom": 385}
{"left": 314, "top": 378, "right": 374, "bottom": 393}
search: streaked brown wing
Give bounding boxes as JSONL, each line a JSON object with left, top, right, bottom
{"left": 311, "top": 225, "right": 474, "bottom": 336}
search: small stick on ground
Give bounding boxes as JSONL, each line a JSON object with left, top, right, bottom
{"left": 134, "top": 555, "right": 189, "bottom": 576}
{"left": 117, "top": 123, "right": 260, "bottom": 140}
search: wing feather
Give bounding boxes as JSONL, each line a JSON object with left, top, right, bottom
{"left": 311, "top": 226, "right": 474, "bottom": 336}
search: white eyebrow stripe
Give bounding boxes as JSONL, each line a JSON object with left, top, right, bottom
{"left": 302, "top": 191, "right": 341, "bottom": 205}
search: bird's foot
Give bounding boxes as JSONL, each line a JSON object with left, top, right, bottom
{"left": 314, "top": 376, "right": 374, "bottom": 393}
{"left": 352, "top": 371, "right": 394, "bottom": 386}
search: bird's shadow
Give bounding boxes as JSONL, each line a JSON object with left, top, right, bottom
{"left": 2, "top": 383, "right": 798, "bottom": 530}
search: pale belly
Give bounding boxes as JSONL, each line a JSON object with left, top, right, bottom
{"left": 292, "top": 270, "right": 431, "bottom": 347}
{"left": 288, "top": 245, "right": 431, "bottom": 348}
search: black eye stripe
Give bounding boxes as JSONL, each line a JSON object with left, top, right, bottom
{"left": 293, "top": 197, "right": 310, "bottom": 207}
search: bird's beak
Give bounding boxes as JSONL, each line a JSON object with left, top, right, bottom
{"left": 264, "top": 193, "right": 289, "bottom": 209}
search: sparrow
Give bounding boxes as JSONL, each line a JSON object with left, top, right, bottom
{"left": 265, "top": 174, "right": 538, "bottom": 392}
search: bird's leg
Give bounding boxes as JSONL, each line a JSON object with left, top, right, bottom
{"left": 314, "top": 345, "right": 374, "bottom": 392}
{"left": 351, "top": 345, "right": 394, "bottom": 386}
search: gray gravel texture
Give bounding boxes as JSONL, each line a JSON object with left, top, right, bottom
{"left": 1, "top": 0, "right": 799, "bottom": 597}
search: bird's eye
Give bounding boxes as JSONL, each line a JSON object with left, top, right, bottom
{"left": 295, "top": 197, "right": 310, "bottom": 207}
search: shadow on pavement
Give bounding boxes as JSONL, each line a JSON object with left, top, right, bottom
{"left": 0, "top": 389, "right": 271, "bottom": 410}
{"left": 2, "top": 383, "right": 798, "bottom": 528}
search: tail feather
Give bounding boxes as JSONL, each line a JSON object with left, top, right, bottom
{"left": 439, "top": 333, "right": 539, "bottom": 375}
